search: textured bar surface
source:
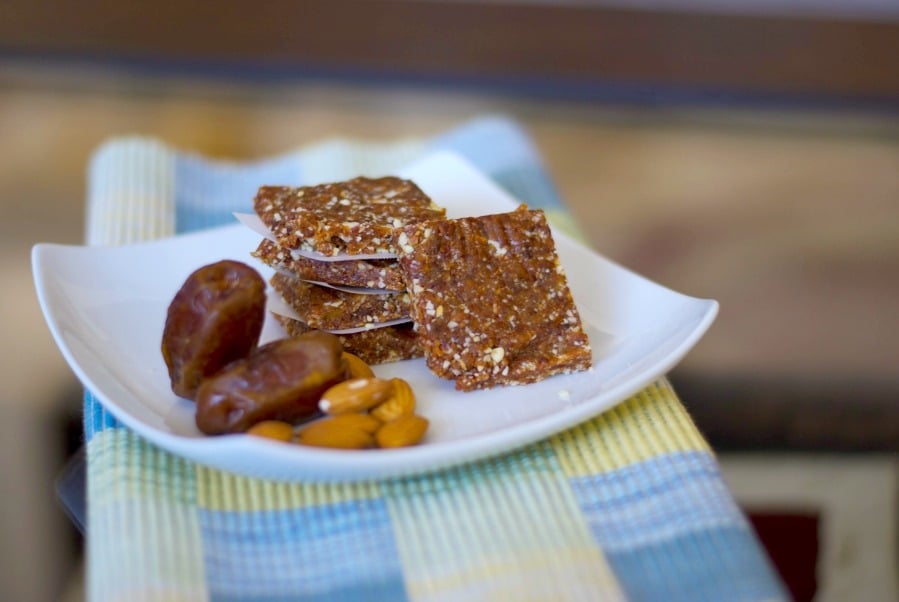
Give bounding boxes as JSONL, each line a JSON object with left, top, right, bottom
{"left": 254, "top": 177, "right": 445, "bottom": 256}
{"left": 398, "top": 206, "right": 591, "bottom": 391}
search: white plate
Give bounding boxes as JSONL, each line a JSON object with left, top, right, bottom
{"left": 32, "top": 151, "right": 717, "bottom": 482}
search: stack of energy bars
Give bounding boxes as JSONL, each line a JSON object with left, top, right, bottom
{"left": 247, "top": 174, "right": 593, "bottom": 391}
{"left": 250, "top": 176, "right": 445, "bottom": 364}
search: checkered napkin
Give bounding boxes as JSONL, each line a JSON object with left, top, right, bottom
{"left": 83, "top": 116, "right": 785, "bottom": 601}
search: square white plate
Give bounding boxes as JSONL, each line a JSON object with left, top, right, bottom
{"left": 32, "top": 151, "right": 717, "bottom": 482}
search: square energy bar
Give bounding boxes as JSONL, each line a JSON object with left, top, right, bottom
{"left": 254, "top": 177, "right": 445, "bottom": 256}
{"left": 397, "top": 206, "right": 592, "bottom": 391}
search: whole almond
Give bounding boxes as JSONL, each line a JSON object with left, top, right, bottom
{"left": 318, "top": 378, "right": 393, "bottom": 415}
{"left": 371, "top": 378, "right": 416, "bottom": 422}
{"left": 298, "top": 417, "right": 375, "bottom": 449}
{"left": 246, "top": 420, "right": 295, "bottom": 442}
{"left": 314, "top": 412, "right": 383, "bottom": 434}
{"left": 375, "top": 414, "right": 429, "bottom": 448}
{"left": 342, "top": 352, "right": 375, "bottom": 379}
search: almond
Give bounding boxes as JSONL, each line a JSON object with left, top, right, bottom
{"left": 371, "top": 378, "right": 416, "bottom": 422}
{"left": 246, "top": 420, "right": 295, "bottom": 442}
{"left": 298, "top": 416, "right": 375, "bottom": 449}
{"left": 318, "top": 377, "right": 394, "bottom": 414}
{"left": 342, "top": 352, "right": 375, "bottom": 379}
{"left": 375, "top": 414, "right": 429, "bottom": 448}
{"left": 316, "top": 412, "right": 383, "bottom": 434}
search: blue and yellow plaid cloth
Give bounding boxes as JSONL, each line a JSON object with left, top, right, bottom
{"left": 83, "top": 117, "right": 786, "bottom": 601}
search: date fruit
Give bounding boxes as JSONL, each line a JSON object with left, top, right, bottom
{"left": 195, "top": 331, "right": 346, "bottom": 435}
{"left": 161, "top": 260, "right": 266, "bottom": 400}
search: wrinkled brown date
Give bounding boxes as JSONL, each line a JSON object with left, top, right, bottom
{"left": 161, "top": 260, "right": 266, "bottom": 400}
{"left": 195, "top": 331, "right": 346, "bottom": 435}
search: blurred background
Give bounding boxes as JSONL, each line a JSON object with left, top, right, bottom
{"left": 1, "top": 1, "right": 897, "bottom": 600}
